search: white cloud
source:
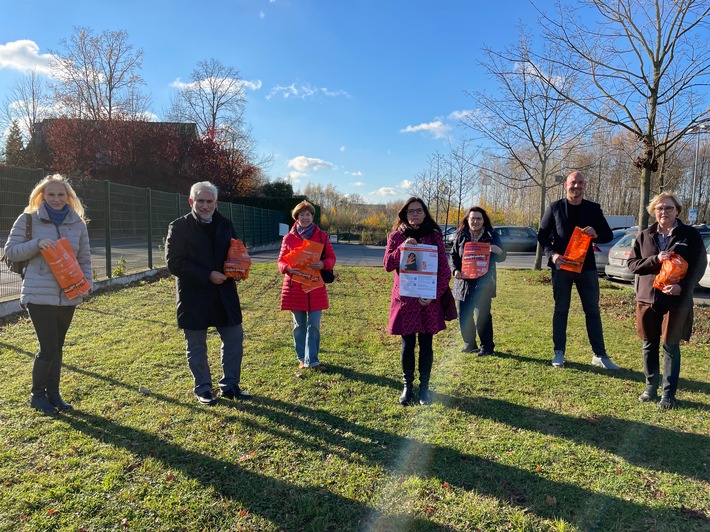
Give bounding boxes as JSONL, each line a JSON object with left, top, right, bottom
{"left": 170, "top": 77, "right": 261, "bottom": 93}
{"left": 400, "top": 120, "right": 450, "bottom": 139}
{"left": 448, "top": 109, "right": 473, "bottom": 120}
{"left": 339, "top": 145, "right": 346, "bottom": 152}
{"left": 266, "top": 82, "right": 350, "bottom": 100}
{"left": 287, "top": 155, "right": 335, "bottom": 172}
{"left": 0, "top": 40, "right": 54, "bottom": 75}
{"left": 370, "top": 187, "right": 401, "bottom": 198}
{"left": 345, "top": 170, "right": 363, "bottom": 177}
{"left": 350, "top": 181, "right": 365, "bottom": 187}
{"left": 260, "top": 10, "right": 266, "bottom": 18}
{"left": 400, "top": 179, "right": 413, "bottom": 189}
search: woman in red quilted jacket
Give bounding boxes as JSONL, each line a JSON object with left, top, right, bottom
{"left": 384, "top": 197, "right": 451, "bottom": 405}
{"left": 277, "top": 201, "right": 336, "bottom": 371}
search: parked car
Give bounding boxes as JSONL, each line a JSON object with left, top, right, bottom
{"left": 700, "top": 241, "right": 710, "bottom": 289}
{"left": 594, "top": 229, "right": 629, "bottom": 275}
{"left": 493, "top": 226, "right": 538, "bottom": 252}
{"left": 604, "top": 232, "right": 637, "bottom": 282}
{"left": 439, "top": 225, "right": 458, "bottom": 245}
{"left": 698, "top": 228, "right": 710, "bottom": 288}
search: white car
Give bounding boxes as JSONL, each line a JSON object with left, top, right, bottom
{"left": 700, "top": 241, "right": 710, "bottom": 289}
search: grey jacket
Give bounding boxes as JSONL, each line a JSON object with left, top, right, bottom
{"left": 4, "top": 203, "right": 93, "bottom": 306}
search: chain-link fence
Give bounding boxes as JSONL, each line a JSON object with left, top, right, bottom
{"left": 0, "top": 166, "right": 289, "bottom": 301}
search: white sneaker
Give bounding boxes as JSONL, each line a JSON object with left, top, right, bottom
{"left": 552, "top": 350, "right": 565, "bottom": 367}
{"left": 591, "top": 355, "right": 620, "bottom": 370}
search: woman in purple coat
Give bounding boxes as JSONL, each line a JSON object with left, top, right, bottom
{"left": 384, "top": 197, "right": 451, "bottom": 405}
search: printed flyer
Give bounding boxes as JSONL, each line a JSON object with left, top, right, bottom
{"left": 461, "top": 241, "right": 490, "bottom": 279}
{"left": 399, "top": 244, "right": 438, "bottom": 299}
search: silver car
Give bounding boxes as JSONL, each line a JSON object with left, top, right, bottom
{"left": 605, "top": 233, "right": 637, "bottom": 282}
{"left": 699, "top": 231, "right": 710, "bottom": 288}
{"left": 594, "top": 229, "right": 628, "bottom": 275}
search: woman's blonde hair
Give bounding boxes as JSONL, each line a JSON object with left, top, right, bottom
{"left": 647, "top": 191, "right": 682, "bottom": 218}
{"left": 291, "top": 200, "right": 315, "bottom": 221}
{"left": 26, "top": 174, "right": 86, "bottom": 219}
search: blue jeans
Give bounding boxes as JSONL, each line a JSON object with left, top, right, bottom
{"left": 457, "top": 283, "right": 494, "bottom": 351}
{"left": 292, "top": 310, "right": 322, "bottom": 367}
{"left": 551, "top": 268, "right": 607, "bottom": 357}
{"left": 184, "top": 325, "right": 243, "bottom": 395}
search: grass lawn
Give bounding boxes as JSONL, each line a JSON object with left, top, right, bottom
{"left": 0, "top": 265, "right": 708, "bottom": 531}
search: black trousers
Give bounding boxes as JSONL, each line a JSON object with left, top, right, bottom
{"left": 27, "top": 304, "right": 76, "bottom": 363}
{"left": 401, "top": 333, "right": 433, "bottom": 385}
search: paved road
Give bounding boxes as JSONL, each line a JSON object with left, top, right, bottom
{"left": 252, "top": 243, "right": 710, "bottom": 305}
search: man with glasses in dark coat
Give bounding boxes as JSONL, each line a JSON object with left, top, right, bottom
{"left": 166, "top": 181, "right": 251, "bottom": 405}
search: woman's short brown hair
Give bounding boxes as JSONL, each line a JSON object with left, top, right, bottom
{"left": 291, "top": 200, "right": 316, "bottom": 221}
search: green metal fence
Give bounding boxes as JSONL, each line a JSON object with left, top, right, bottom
{"left": 0, "top": 166, "right": 289, "bottom": 301}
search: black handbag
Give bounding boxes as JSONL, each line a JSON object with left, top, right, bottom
{"left": 2, "top": 213, "right": 32, "bottom": 278}
{"left": 319, "top": 232, "right": 335, "bottom": 283}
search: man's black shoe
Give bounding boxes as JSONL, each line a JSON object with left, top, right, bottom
{"left": 222, "top": 386, "right": 252, "bottom": 401}
{"left": 196, "top": 391, "right": 217, "bottom": 406}
{"left": 658, "top": 396, "right": 676, "bottom": 410}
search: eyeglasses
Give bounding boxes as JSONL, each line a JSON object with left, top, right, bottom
{"left": 407, "top": 208, "right": 424, "bottom": 214}
{"left": 654, "top": 206, "right": 675, "bottom": 212}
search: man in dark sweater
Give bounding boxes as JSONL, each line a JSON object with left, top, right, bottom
{"left": 538, "top": 171, "right": 620, "bottom": 370}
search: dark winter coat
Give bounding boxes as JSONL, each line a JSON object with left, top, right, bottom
{"left": 165, "top": 210, "right": 242, "bottom": 330}
{"left": 627, "top": 221, "right": 707, "bottom": 307}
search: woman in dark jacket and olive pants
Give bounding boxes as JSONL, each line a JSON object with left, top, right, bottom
{"left": 450, "top": 207, "right": 506, "bottom": 356}
{"left": 627, "top": 192, "right": 707, "bottom": 410}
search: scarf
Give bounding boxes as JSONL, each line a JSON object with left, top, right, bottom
{"left": 44, "top": 202, "right": 70, "bottom": 226}
{"left": 296, "top": 223, "right": 316, "bottom": 240}
{"left": 401, "top": 225, "right": 432, "bottom": 241}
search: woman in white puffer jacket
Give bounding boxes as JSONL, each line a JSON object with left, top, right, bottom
{"left": 4, "top": 175, "right": 92, "bottom": 414}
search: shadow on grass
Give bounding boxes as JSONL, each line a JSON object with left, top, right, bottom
{"left": 497, "top": 351, "right": 710, "bottom": 396}
{"left": 216, "top": 396, "right": 698, "bottom": 529}
{"left": 0, "top": 341, "right": 35, "bottom": 357}
{"left": 326, "top": 364, "right": 709, "bottom": 481}
{"left": 79, "top": 306, "right": 173, "bottom": 326}
{"left": 59, "top": 409, "right": 455, "bottom": 531}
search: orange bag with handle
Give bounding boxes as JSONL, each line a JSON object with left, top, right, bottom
{"left": 653, "top": 253, "right": 688, "bottom": 290}
{"left": 560, "top": 227, "right": 592, "bottom": 273}
{"left": 223, "top": 238, "right": 252, "bottom": 280}
{"left": 282, "top": 239, "right": 325, "bottom": 293}
{"left": 40, "top": 237, "right": 90, "bottom": 299}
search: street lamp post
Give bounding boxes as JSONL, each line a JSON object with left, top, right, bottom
{"left": 690, "top": 123, "right": 708, "bottom": 211}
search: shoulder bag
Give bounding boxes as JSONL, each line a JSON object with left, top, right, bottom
{"left": 2, "top": 213, "right": 32, "bottom": 278}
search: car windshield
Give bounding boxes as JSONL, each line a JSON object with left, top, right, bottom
{"left": 615, "top": 234, "right": 636, "bottom": 247}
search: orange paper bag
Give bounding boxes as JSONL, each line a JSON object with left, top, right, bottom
{"left": 461, "top": 241, "right": 490, "bottom": 279}
{"left": 560, "top": 227, "right": 592, "bottom": 273}
{"left": 653, "top": 253, "right": 688, "bottom": 290}
{"left": 224, "top": 238, "right": 252, "bottom": 280}
{"left": 40, "top": 237, "right": 90, "bottom": 299}
{"left": 282, "top": 239, "right": 325, "bottom": 293}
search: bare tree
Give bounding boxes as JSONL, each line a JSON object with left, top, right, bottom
{"left": 533, "top": 0, "right": 710, "bottom": 228}
{"left": 167, "top": 58, "right": 247, "bottom": 138}
{"left": 3, "top": 69, "right": 52, "bottom": 144}
{"left": 463, "top": 27, "right": 586, "bottom": 268}
{"left": 50, "top": 27, "right": 146, "bottom": 120}
{"left": 448, "top": 137, "right": 477, "bottom": 219}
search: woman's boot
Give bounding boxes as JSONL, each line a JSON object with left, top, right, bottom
{"left": 30, "top": 358, "right": 56, "bottom": 414}
{"left": 47, "top": 353, "right": 72, "bottom": 410}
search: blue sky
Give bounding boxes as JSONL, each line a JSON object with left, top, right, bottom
{"left": 0, "top": 0, "right": 553, "bottom": 203}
